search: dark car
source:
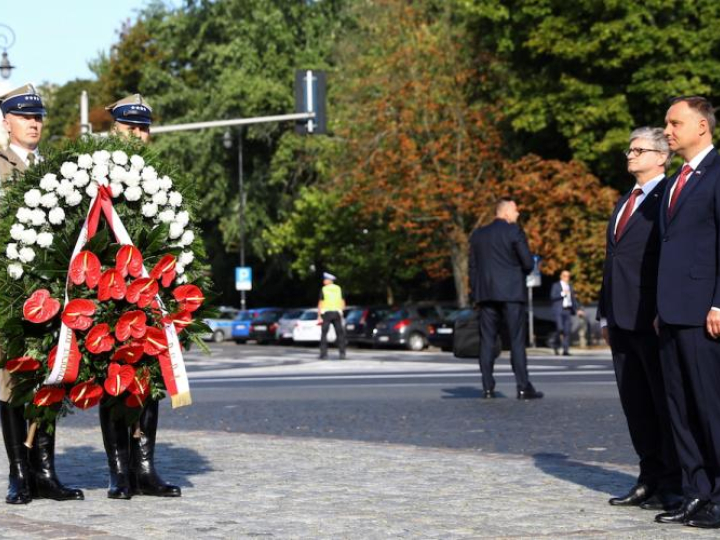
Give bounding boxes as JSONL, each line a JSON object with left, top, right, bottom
{"left": 248, "top": 309, "right": 285, "bottom": 344}
{"left": 345, "top": 306, "right": 394, "bottom": 346}
{"left": 373, "top": 304, "right": 455, "bottom": 351}
{"left": 428, "top": 308, "right": 469, "bottom": 351}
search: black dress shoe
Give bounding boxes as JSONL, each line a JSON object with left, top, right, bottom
{"left": 483, "top": 390, "right": 496, "bottom": 399}
{"left": 687, "top": 502, "right": 720, "bottom": 528}
{"left": 517, "top": 385, "right": 544, "bottom": 400}
{"left": 562, "top": 351, "right": 571, "bottom": 356}
{"left": 655, "top": 498, "right": 708, "bottom": 524}
{"left": 640, "top": 491, "right": 683, "bottom": 511}
{"left": 609, "top": 483, "right": 653, "bottom": 506}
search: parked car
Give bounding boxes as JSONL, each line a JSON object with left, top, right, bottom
{"left": 231, "top": 310, "right": 256, "bottom": 344}
{"left": 293, "top": 309, "right": 336, "bottom": 344}
{"left": 345, "top": 306, "right": 394, "bottom": 346}
{"left": 202, "top": 306, "right": 241, "bottom": 342}
{"left": 373, "top": 304, "right": 454, "bottom": 351}
{"left": 275, "top": 308, "right": 307, "bottom": 343}
{"left": 428, "top": 308, "right": 469, "bottom": 351}
{"left": 248, "top": 309, "right": 286, "bottom": 344}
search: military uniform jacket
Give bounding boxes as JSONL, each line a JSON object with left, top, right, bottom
{"left": 0, "top": 147, "right": 26, "bottom": 181}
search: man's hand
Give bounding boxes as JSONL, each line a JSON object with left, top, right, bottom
{"left": 707, "top": 310, "right": 720, "bottom": 338}
{"left": 602, "top": 326, "right": 609, "bottom": 346}
{"left": 653, "top": 315, "right": 660, "bottom": 336}
{"left": 577, "top": 309, "right": 586, "bottom": 318}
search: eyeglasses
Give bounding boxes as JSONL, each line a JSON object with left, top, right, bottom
{"left": 624, "top": 147, "right": 661, "bottom": 157}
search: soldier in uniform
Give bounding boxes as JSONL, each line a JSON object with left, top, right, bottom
{"left": 0, "top": 84, "right": 84, "bottom": 504}
{"left": 99, "top": 93, "right": 181, "bottom": 499}
{"left": 318, "top": 272, "right": 347, "bottom": 360}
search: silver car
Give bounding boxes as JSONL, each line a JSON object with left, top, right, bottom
{"left": 202, "top": 306, "right": 241, "bottom": 342}
{"left": 275, "top": 308, "right": 307, "bottom": 343}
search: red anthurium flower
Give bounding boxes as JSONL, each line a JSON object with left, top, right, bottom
{"left": 125, "top": 393, "right": 148, "bottom": 408}
{"left": 33, "top": 387, "right": 65, "bottom": 407}
{"left": 112, "top": 343, "right": 145, "bottom": 364}
{"left": 103, "top": 363, "right": 135, "bottom": 396}
{"left": 98, "top": 269, "right": 127, "bottom": 302}
{"left": 150, "top": 255, "right": 177, "bottom": 288}
{"left": 115, "top": 310, "right": 147, "bottom": 342}
{"left": 126, "top": 278, "right": 159, "bottom": 308}
{"left": 115, "top": 245, "right": 143, "bottom": 278}
{"left": 85, "top": 323, "right": 115, "bottom": 354}
{"left": 62, "top": 299, "right": 96, "bottom": 330}
{"left": 128, "top": 368, "right": 150, "bottom": 396}
{"left": 172, "top": 284, "right": 205, "bottom": 313}
{"left": 163, "top": 311, "right": 193, "bottom": 333}
{"left": 47, "top": 332, "right": 81, "bottom": 370}
{"left": 69, "top": 380, "right": 103, "bottom": 409}
{"left": 69, "top": 251, "right": 102, "bottom": 289}
{"left": 5, "top": 356, "right": 40, "bottom": 373}
{"left": 143, "top": 327, "right": 169, "bottom": 356}
{"left": 23, "top": 289, "right": 61, "bottom": 323}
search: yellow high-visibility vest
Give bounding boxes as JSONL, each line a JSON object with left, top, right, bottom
{"left": 320, "top": 283, "right": 344, "bottom": 312}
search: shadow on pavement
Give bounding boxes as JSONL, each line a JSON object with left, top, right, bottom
{"left": 55, "top": 443, "right": 213, "bottom": 489}
{"left": 441, "top": 387, "right": 507, "bottom": 399}
{"left": 533, "top": 452, "right": 635, "bottom": 495}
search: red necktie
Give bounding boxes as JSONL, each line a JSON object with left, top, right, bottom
{"left": 668, "top": 164, "right": 693, "bottom": 216}
{"left": 615, "top": 188, "right": 643, "bottom": 240}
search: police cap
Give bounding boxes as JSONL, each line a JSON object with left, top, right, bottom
{"left": 106, "top": 93, "right": 153, "bottom": 126}
{"left": 0, "top": 84, "right": 46, "bottom": 117}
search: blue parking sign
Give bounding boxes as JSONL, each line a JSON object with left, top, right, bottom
{"left": 235, "top": 267, "right": 252, "bottom": 291}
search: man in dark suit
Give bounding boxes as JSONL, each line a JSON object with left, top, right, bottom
{"left": 598, "top": 126, "right": 681, "bottom": 512}
{"left": 550, "top": 270, "right": 583, "bottom": 355}
{"left": 468, "top": 197, "right": 543, "bottom": 400}
{"left": 655, "top": 96, "right": 720, "bottom": 528}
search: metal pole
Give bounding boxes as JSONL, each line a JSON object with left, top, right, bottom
{"left": 80, "top": 91, "right": 90, "bottom": 135}
{"left": 238, "top": 129, "right": 246, "bottom": 311}
{"left": 150, "top": 112, "right": 315, "bottom": 134}
{"left": 527, "top": 286, "right": 536, "bottom": 348}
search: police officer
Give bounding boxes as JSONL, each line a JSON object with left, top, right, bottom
{"left": 99, "top": 93, "right": 181, "bottom": 499}
{"left": 0, "top": 84, "right": 84, "bottom": 504}
{"left": 318, "top": 272, "right": 347, "bottom": 359}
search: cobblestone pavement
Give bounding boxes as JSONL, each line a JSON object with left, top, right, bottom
{"left": 0, "top": 427, "right": 716, "bottom": 539}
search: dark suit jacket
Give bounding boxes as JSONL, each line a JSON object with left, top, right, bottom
{"left": 658, "top": 148, "right": 720, "bottom": 326}
{"left": 598, "top": 178, "right": 667, "bottom": 331}
{"left": 551, "top": 281, "right": 579, "bottom": 317}
{"left": 469, "top": 219, "right": 534, "bottom": 303}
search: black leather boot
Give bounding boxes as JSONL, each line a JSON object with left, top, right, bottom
{"left": 29, "top": 421, "right": 84, "bottom": 500}
{"left": 0, "top": 402, "right": 31, "bottom": 504}
{"left": 130, "top": 400, "right": 181, "bottom": 497}
{"left": 99, "top": 405, "right": 132, "bottom": 499}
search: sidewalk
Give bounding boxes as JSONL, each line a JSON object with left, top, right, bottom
{"left": 0, "top": 427, "right": 713, "bottom": 539}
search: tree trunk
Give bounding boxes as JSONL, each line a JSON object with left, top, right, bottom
{"left": 449, "top": 228, "right": 469, "bottom": 308}
{"left": 386, "top": 284, "right": 395, "bottom": 305}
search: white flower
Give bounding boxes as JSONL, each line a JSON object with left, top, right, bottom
{"left": 10, "top": 224, "right": 24, "bottom": 241}
{"left": 8, "top": 263, "right": 23, "bottom": 280}
{"left": 48, "top": 207, "right": 65, "bottom": 225}
{"left": 29, "top": 210, "right": 46, "bottom": 227}
{"left": 124, "top": 169, "right": 141, "bottom": 187}
{"left": 142, "top": 179, "right": 160, "bottom": 195}
{"left": 40, "top": 193, "right": 58, "bottom": 209}
{"left": 112, "top": 150, "right": 128, "bottom": 166}
{"left": 168, "top": 191, "right": 183, "bottom": 207}
{"left": 175, "top": 274, "right": 188, "bottom": 285}
{"left": 141, "top": 166, "right": 158, "bottom": 182}
{"left": 109, "top": 183, "right": 124, "bottom": 198}
{"left": 169, "top": 221, "right": 184, "bottom": 239}
{"left": 77, "top": 154, "right": 93, "bottom": 169}
{"left": 92, "top": 150, "right": 111, "bottom": 165}
{"left": 175, "top": 263, "right": 185, "bottom": 275}
{"left": 36, "top": 232, "right": 53, "bottom": 248}
{"left": 85, "top": 182, "right": 98, "bottom": 199}
{"left": 40, "top": 173, "right": 60, "bottom": 192}
{"left": 179, "top": 251, "right": 195, "bottom": 266}
{"left": 6, "top": 243, "right": 18, "bottom": 260}
{"left": 109, "top": 165, "right": 126, "bottom": 183}
{"left": 180, "top": 230, "right": 195, "bottom": 247}
{"left": 141, "top": 202, "right": 158, "bottom": 218}
{"left": 60, "top": 161, "right": 78, "bottom": 179}
{"left": 20, "top": 228, "right": 37, "bottom": 245}
{"left": 18, "top": 247, "right": 35, "bottom": 263}
{"left": 66, "top": 190, "right": 82, "bottom": 206}
{"left": 160, "top": 175, "right": 173, "bottom": 191}
{"left": 124, "top": 186, "right": 142, "bottom": 202}
{"left": 72, "top": 169, "right": 90, "bottom": 188}
{"left": 152, "top": 191, "right": 168, "bottom": 206}
{"left": 91, "top": 164, "right": 109, "bottom": 182}
{"left": 158, "top": 209, "right": 175, "bottom": 224}
{"left": 23, "top": 189, "right": 42, "bottom": 208}
{"left": 57, "top": 180, "right": 74, "bottom": 198}
{"left": 16, "top": 207, "right": 32, "bottom": 224}
{"left": 175, "top": 210, "right": 190, "bottom": 227}
{"left": 130, "top": 155, "right": 145, "bottom": 169}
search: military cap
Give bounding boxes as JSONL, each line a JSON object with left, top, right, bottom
{"left": 0, "top": 84, "right": 46, "bottom": 116}
{"left": 106, "top": 93, "right": 153, "bottom": 126}
{"left": 323, "top": 272, "right": 337, "bottom": 281}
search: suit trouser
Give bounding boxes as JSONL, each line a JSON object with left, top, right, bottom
{"left": 320, "top": 312, "right": 346, "bottom": 357}
{"left": 659, "top": 324, "right": 720, "bottom": 502}
{"left": 477, "top": 301, "right": 529, "bottom": 391}
{"left": 609, "top": 326, "right": 680, "bottom": 489}
{"left": 554, "top": 310, "right": 573, "bottom": 353}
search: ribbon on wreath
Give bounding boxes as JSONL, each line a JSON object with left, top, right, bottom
{"left": 44, "top": 186, "right": 192, "bottom": 408}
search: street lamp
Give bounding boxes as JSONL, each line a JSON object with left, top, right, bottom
{"left": 224, "top": 128, "right": 247, "bottom": 310}
{"left": 0, "top": 25, "right": 16, "bottom": 80}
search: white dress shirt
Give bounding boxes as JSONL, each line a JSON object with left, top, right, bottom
{"left": 9, "top": 143, "right": 41, "bottom": 167}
